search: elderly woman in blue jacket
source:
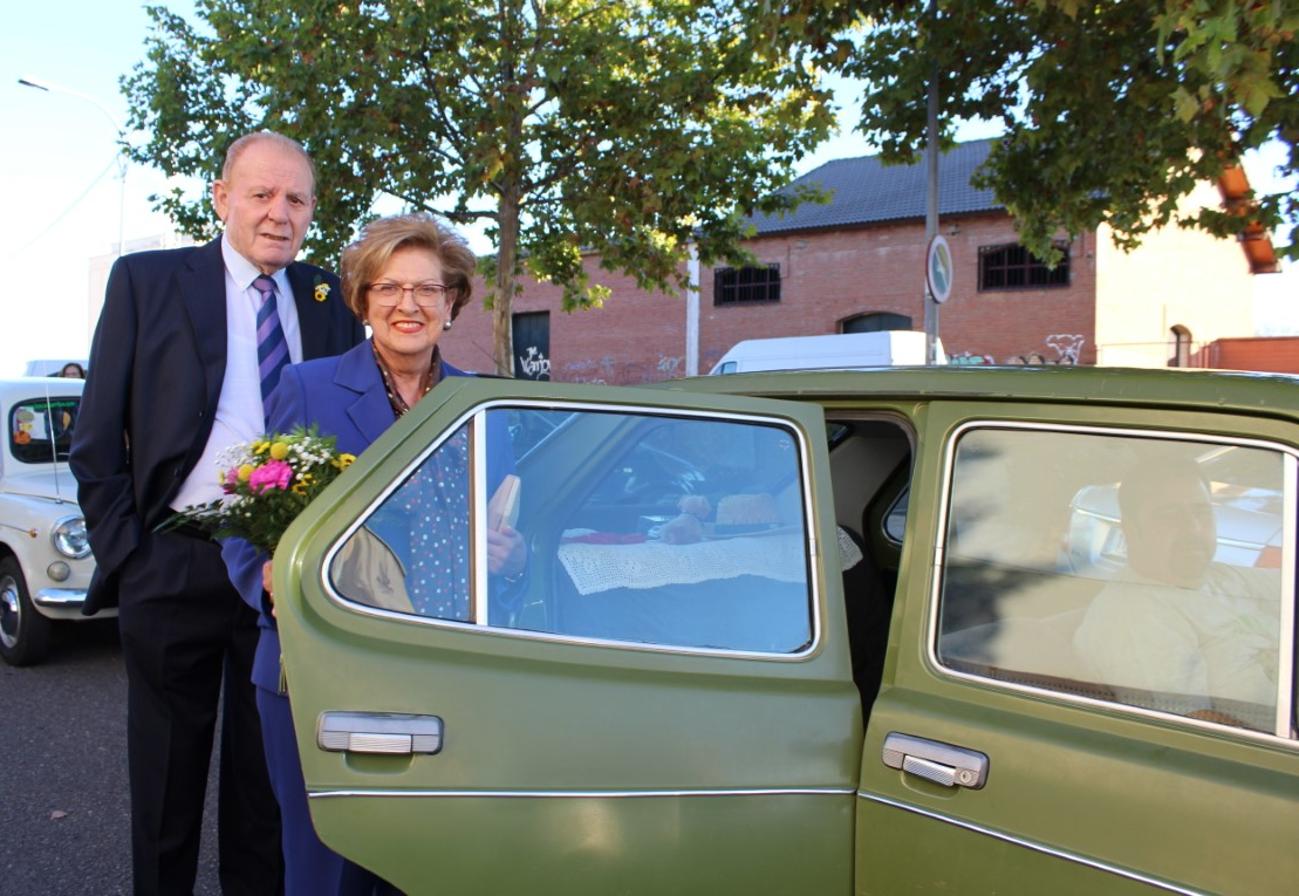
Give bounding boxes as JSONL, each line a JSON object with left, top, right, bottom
{"left": 224, "top": 213, "right": 525, "bottom": 894}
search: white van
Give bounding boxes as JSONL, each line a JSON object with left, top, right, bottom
{"left": 709, "top": 331, "right": 944, "bottom": 375}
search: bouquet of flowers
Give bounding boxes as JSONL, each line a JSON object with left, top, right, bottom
{"left": 162, "top": 425, "right": 356, "bottom": 554}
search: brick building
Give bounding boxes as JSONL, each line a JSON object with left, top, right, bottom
{"left": 441, "top": 139, "right": 1274, "bottom": 381}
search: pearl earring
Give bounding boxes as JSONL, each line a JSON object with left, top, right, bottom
{"left": 443, "top": 320, "right": 452, "bottom": 331}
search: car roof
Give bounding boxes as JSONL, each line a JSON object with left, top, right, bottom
{"left": 668, "top": 365, "right": 1299, "bottom": 425}
{"left": 0, "top": 377, "right": 86, "bottom": 402}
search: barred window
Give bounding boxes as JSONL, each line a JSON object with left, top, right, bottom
{"left": 978, "top": 243, "right": 1070, "bottom": 291}
{"left": 714, "top": 264, "right": 781, "bottom": 305}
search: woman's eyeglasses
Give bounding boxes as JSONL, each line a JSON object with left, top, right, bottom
{"left": 367, "top": 281, "right": 452, "bottom": 308}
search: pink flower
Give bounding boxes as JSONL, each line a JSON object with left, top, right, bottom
{"left": 248, "top": 460, "right": 293, "bottom": 494}
{"left": 222, "top": 467, "right": 239, "bottom": 494}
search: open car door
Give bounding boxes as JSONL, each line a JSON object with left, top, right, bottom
{"left": 273, "top": 377, "right": 861, "bottom": 895}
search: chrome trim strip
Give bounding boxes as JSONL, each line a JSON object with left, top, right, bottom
{"left": 1277, "top": 454, "right": 1296, "bottom": 738}
{"left": 317, "top": 397, "right": 822, "bottom": 662}
{"left": 471, "top": 409, "right": 488, "bottom": 625}
{"left": 309, "top": 786, "right": 855, "bottom": 801}
{"left": 926, "top": 419, "right": 1299, "bottom": 746}
{"left": 857, "top": 792, "right": 1207, "bottom": 896}
{"left": 33, "top": 587, "right": 87, "bottom": 608}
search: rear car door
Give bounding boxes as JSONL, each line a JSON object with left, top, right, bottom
{"left": 274, "top": 377, "right": 861, "bottom": 894}
{"left": 857, "top": 398, "right": 1298, "bottom": 895}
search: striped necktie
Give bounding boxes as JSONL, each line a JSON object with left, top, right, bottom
{"left": 252, "top": 275, "right": 289, "bottom": 415}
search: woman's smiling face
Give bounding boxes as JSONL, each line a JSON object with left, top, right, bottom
{"left": 366, "top": 246, "right": 455, "bottom": 367}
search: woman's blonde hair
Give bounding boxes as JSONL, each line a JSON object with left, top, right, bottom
{"left": 340, "top": 213, "right": 476, "bottom": 322}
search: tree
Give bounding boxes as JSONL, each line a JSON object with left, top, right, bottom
{"left": 124, "top": 0, "right": 834, "bottom": 372}
{"left": 782, "top": 0, "right": 1298, "bottom": 264}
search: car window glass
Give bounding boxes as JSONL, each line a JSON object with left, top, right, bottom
{"left": 937, "top": 428, "right": 1288, "bottom": 736}
{"left": 330, "top": 407, "right": 814, "bottom": 655}
{"left": 504, "top": 407, "right": 572, "bottom": 460}
{"left": 10, "top": 396, "right": 79, "bottom": 464}
{"left": 883, "top": 484, "right": 908, "bottom": 544}
{"left": 330, "top": 420, "right": 480, "bottom": 621}
{"left": 520, "top": 410, "right": 811, "bottom": 652}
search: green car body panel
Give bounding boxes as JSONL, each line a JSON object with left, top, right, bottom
{"left": 273, "top": 368, "right": 1298, "bottom": 895}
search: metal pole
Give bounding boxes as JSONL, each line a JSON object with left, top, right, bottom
{"left": 923, "top": 0, "right": 941, "bottom": 365}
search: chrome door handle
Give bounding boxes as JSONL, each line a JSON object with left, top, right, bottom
{"left": 882, "top": 732, "right": 988, "bottom": 789}
{"left": 317, "top": 712, "right": 443, "bottom": 755}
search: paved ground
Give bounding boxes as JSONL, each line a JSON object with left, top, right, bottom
{"left": 0, "top": 620, "right": 221, "bottom": 895}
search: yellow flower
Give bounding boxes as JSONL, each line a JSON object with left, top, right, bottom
{"left": 238, "top": 464, "right": 255, "bottom": 482}
{"left": 252, "top": 440, "right": 270, "bottom": 455}
{"left": 313, "top": 283, "right": 330, "bottom": 302}
{"left": 269, "top": 442, "right": 289, "bottom": 460}
{"left": 291, "top": 471, "right": 315, "bottom": 496}
{"left": 332, "top": 453, "right": 357, "bottom": 470}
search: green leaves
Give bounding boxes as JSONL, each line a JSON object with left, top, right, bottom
{"left": 125, "top": 0, "right": 833, "bottom": 372}
{"left": 791, "top": 0, "right": 1298, "bottom": 262}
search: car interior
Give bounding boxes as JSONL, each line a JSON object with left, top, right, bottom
{"left": 9, "top": 396, "right": 79, "bottom": 465}
{"left": 824, "top": 416, "right": 914, "bottom": 718}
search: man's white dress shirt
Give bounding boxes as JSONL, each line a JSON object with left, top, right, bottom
{"left": 171, "top": 235, "right": 304, "bottom": 511}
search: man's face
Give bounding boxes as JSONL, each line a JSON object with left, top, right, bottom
{"left": 212, "top": 140, "right": 315, "bottom": 274}
{"left": 1124, "top": 469, "right": 1217, "bottom": 588}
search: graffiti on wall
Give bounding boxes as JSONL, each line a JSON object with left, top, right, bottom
{"left": 518, "top": 345, "right": 552, "bottom": 379}
{"left": 561, "top": 353, "right": 686, "bottom": 385}
{"left": 949, "top": 352, "right": 995, "bottom": 366}
{"left": 655, "top": 355, "right": 682, "bottom": 377}
{"left": 957, "top": 334, "right": 1087, "bottom": 366}
{"left": 1043, "top": 333, "right": 1085, "bottom": 365}
{"left": 562, "top": 356, "right": 616, "bottom": 384}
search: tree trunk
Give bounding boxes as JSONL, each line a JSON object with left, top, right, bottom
{"left": 493, "top": 189, "right": 519, "bottom": 376}
{"left": 490, "top": 0, "right": 526, "bottom": 377}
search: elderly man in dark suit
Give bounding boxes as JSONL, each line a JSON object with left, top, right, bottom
{"left": 70, "top": 130, "right": 364, "bottom": 896}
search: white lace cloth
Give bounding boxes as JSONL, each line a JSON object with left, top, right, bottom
{"left": 558, "top": 530, "right": 808, "bottom": 596}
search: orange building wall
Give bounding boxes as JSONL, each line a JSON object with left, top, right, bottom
{"left": 1199, "top": 337, "right": 1299, "bottom": 374}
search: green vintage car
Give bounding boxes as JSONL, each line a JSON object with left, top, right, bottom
{"left": 272, "top": 366, "right": 1297, "bottom": 895}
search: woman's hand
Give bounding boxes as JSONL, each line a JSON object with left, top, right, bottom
{"left": 262, "top": 560, "right": 276, "bottom": 618}
{"left": 487, "top": 525, "right": 527, "bottom": 579}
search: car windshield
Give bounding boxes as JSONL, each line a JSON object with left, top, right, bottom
{"left": 9, "top": 396, "right": 79, "bottom": 464}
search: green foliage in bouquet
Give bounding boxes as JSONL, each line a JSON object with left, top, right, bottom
{"left": 162, "top": 425, "right": 357, "bottom": 555}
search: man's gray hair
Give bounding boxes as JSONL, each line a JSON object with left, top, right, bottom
{"left": 220, "top": 130, "right": 316, "bottom": 192}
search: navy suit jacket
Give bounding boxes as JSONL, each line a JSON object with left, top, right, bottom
{"left": 224, "top": 339, "right": 504, "bottom": 692}
{"left": 70, "top": 237, "right": 364, "bottom": 614}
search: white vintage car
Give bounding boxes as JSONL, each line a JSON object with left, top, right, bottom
{"left": 0, "top": 377, "right": 106, "bottom": 665}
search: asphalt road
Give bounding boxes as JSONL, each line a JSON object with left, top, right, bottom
{"left": 0, "top": 620, "right": 221, "bottom": 895}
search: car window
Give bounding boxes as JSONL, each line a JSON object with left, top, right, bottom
{"left": 329, "top": 406, "right": 814, "bottom": 655}
{"left": 883, "top": 484, "right": 908, "bottom": 545}
{"left": 9, "top": 396, "right": 79, "bottom": 464}
{"left": 936, "top": 426, "right": 1290, "bottom": 737}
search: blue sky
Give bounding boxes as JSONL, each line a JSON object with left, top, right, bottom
{"left": 2, "top": 1, "right": 1295, "bottom": 376}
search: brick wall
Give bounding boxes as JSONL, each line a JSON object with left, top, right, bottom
{"left": 1199, "top": 336, "right": 1299, "bottom": 374}
{"left": 440, "top": 211, "right": 1100, "bottom": 381}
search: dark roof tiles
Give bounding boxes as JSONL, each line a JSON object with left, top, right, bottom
{"left": 751, "top": 138, "right": 1002, "bottom": 235}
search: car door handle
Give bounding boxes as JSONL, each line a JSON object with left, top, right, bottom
{"left": 317, "top": 712, "right": 444, "bottom": 755}
{"left": 882, "top": 732, "right": 988, "bottom": 789}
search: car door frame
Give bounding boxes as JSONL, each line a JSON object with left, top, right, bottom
{"left": 274, "top": 376, "right": 863, "bottom": 894}
{"left": 856, "top": 397, "right": 1299, "bottom": 896}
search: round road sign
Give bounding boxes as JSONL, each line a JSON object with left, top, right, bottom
{"left": 926, "top": 234, "right": 953, "bottom": 304}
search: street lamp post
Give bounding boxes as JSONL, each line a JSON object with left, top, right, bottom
{"left": 18, "top": 75, "right": 128, "bottom": 346}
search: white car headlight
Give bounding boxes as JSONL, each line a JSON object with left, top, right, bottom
{"left": 51, "top": 515, "right": 92, "bottom": 560}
